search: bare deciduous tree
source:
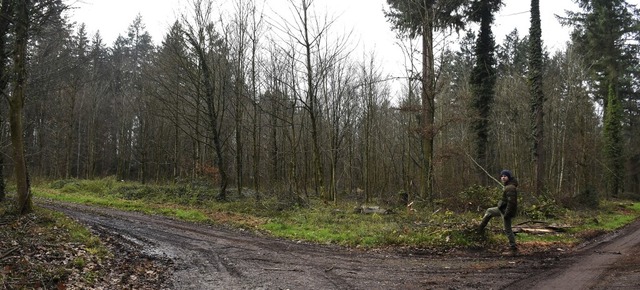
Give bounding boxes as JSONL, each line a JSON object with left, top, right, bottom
{"left": 182, "top": 0, "right": 233, "bottom": 200}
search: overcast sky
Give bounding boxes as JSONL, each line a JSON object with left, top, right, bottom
{"left": 68, "top": 0, "right": 595, "bottom": 47}
{"left": 67, "top": 0, "right": 638, "bottom": 91}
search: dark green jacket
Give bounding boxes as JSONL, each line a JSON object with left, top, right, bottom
{"left": 498, "top": 179, "right": 518, "bottom": 218}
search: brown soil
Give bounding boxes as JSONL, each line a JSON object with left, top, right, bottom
{"left": 41, "top": 201, "right": 640, "bottom": 290}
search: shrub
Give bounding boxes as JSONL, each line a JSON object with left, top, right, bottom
{"left": 521, "top": 194, "right": 563, "bottom": 220}
{"left": 49, "top": 179, "right": 79, "bottom": 190}
{"left": 575, "top": 188, "right": 600, "bottom": 209}
{"left": 444, "top": 185, "right": 500, "bottom": 213}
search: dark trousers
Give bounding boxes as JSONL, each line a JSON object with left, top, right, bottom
{"left": 480, "top": 207, "right": 516, "bottom": 248}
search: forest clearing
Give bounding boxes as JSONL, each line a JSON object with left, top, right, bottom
{"left": 2, "top": 180, "right": 640, "bottom": 289}
{"left": 1, "top": 0, "right": 640, "bottom": 288}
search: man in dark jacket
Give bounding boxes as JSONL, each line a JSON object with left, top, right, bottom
{"left": 478, "top": 170, "right": 518, "bottom": 252}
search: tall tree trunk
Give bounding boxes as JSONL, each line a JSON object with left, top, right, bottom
{"left": 64, "top": 92, "right": 77, "bottom": 178}
{"left": 251, "top": 54, "right": 260, "bottom": 200}
{"left": 470, "top": 0, "right": 498, "bottom": 186}
{"left": 364, "top": 86, "right": 371, "bottom": 204}
{"left": 298, "top": 0, "right": 324, "bottom": 199}
{"left": 205, "top": 60, "right": 228, "bottom": 200}
{"left": 529, "top": 0, "right": 546, "bottom": 196}
{"left": 306, "top": 38, "right": 324, "bottom": 199}
{"left": 10, "top": 0, "right": 32, "bottom": 214}
{"left": 250, "top": 12, "right": 261, "bottom": 200}
{"left": 0, "top": 0, "right": 13, "bottom": 203}
{"left": 235, "top": 73, "right": 243, "bottom": 197}
{"left": 0, "top": 150, "right": 4, "bottom": 202}
{"left": 604, "top": 84, "right": 623, "bottom": 197}
{"left": 421, "top": 15, "right": 435, "bottom": 203}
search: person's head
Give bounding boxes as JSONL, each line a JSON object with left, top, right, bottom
{"left": 500, "top": 170, "right": 512, "bottom": 183}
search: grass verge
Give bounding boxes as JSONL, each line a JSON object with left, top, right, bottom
{"left": 31, "top": 178, "right": 640, "bottom": 252}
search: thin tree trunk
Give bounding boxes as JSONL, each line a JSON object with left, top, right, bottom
{"left": 421, "top": 16, "right": 435, "bottom": 203}
{"left": 251, "top": 64, "right": 260, "bottom": 199}
{"left": 250, "top": 13, "right": 260, "bottom": 199}
{"left": 235, "top": 75, "right": 243, "bottom": 197}
{"left": 298, "top": 1, "right": 324, "bottom": 199}
{"left": 0, "top": 151, "right": 4, "bottom": 202}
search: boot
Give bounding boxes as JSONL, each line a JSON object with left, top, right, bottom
{"left": 477, "top": 215, "right": 490, "bottom": 233}
{"left": 501, "top": 244, "right": 518, "bottom": 256}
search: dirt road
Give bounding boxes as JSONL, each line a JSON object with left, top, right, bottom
{"left": 43, "top": 201, "right": 640, "bottom": 289}
{"left": 506, "top": 216, "right": 640, "bottom": 290}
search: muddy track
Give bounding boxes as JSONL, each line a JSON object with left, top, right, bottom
{"left": 506, "top": 216, "right": 640, "bottom": 289}
{"left": 41, "top": 201, "right": 640, "bottom": 289}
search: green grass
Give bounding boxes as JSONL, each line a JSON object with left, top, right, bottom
{"left": 30, "top": 178, "right": 640, "bottom": 251}
{"left": 570, "top": 201, "right": 640, "bottom": 232}
{"left": 263, "top": 210, "right": 398, "bottom": 246}
{"left": 174, "top": 208, "right": 209, "bottom": 222}
{"left": 515, "top": 200, "right": 640, "bottom": 247}
{"left": 517, "top": 232, "right": 579, "bottom": 244}
{"left": 44, "top": 208, "right": 110, "bottom": 257}
{"left": 262, "top": 205, "right": 487, "bottom": 248}
{"left": 594, "top": 214, "right": 635, "bottom": 230}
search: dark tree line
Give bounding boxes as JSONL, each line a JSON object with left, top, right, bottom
{"left": 1, "top": 0, "right": 640, "bottom": 214}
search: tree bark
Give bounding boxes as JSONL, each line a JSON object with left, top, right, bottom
{"left": 0, "top": 0, "right": 13, "bottom": 203}
{"left": 421, "top": 14, "right": 435, "bottom": 203}
{"left": 10, "top": 0, "right": 32, "bottom": 214}
{"left": 300, "top": 1, "right": 325, "bottom": 199}
{"left": 529, "top": 0, "right": 546, "bottom": 196}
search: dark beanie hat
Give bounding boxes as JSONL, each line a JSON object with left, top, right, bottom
{"left": 500, "top": 170, "right": 512, "bottom": 180}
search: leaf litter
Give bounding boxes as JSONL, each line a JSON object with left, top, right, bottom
{"left": 1, "top": 198, "right": 172, "bottom": 289}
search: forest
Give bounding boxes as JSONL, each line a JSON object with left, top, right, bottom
{"left": 0, "top": 0, "right": 639, "bottom": 214}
